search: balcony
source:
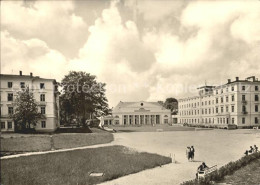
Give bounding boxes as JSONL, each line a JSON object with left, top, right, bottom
{"left": 241, "top": 100, "right": 247, "bottom": 104}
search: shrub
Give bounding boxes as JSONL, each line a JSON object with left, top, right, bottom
{"left": 181, "top": 152, "right": 260, "bottom": 185}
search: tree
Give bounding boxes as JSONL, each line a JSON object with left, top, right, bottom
{"left": 164, "top": 97, "right": 178, "bottom": 115}
{"left": 60, "top": 71, "right": 109, "bottom": 126}
{"left": 11, "top": 87, "right": 43, "bottom": 132}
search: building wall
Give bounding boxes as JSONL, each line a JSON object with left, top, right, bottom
{"left": 179, "top": 77, "right": 260, "bottom": 128}
{"left": 0, "top": 73, "right": 60, "bottom": 132}
{"left": 112, "top": 101, "right": 172, "bottom": 125}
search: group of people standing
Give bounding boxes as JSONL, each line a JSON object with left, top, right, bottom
{"left": 186, "top": 146, "right": 195, "bottom": 161}
{"left": 244, "top": 145, "right": 258, "bottom": 155}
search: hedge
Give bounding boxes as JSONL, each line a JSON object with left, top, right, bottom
{"left": 181, "top": 152, "right": 260, "bottom": 185}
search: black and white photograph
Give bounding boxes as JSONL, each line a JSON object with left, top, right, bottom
{"left": 1, "top": 0, "right": 260, "bottom": 184}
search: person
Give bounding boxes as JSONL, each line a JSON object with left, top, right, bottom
{"left": 196, "top": 162, "right": 208, "bottom": 179}
{"left": 244, "top": 150, "right": 249, "bottom": 156}
{"left": 190, "top": 146, "right": 195, "bottom": 161}
{"left": 249, "top": 146, "right": 254, "bottom": 153}
{"left": 254, "top": 145, "right": 258, "bottom": 152}
{"left": 186, "top": 147, "right": 191, "bottom": 161}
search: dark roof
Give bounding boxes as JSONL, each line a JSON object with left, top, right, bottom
{"left": 0, "top": 74, "right": 56, "bottom": 82}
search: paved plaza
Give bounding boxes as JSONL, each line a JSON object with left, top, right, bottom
{"left": 100, "top": 129, "right": 260, "bottom": 185}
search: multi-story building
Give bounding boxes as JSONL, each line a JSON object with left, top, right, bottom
{"left": 111, "top": 101, "right": 172, "bottom": 125}
{"left": 179, "top": 76, "right": 260, "bottom": 128}
{"left": 0, "top": 71, "right": 60, "bottom": 132}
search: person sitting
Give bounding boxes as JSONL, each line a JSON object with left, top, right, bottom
{"left": 249, "top": 146, "right": 255, "bottom": 153}
{"left": 254, "top": 145, "right": 258, "bottom": 152}
{"left": 196, "top": 162, "right": 208, "bottom": 179}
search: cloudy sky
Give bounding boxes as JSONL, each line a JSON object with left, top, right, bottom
{"left": 2, "top": 0, "right": 260, "bottom": 107}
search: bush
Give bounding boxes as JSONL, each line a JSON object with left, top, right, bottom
{"left": 181, "top": 152, "right": 260, "bottom": 185}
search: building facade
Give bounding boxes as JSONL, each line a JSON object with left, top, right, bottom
{"left": 0, "top": 71, "right": 60, "bottom": 132}
{"left": 111, "top": 101, "right": 172, "bottom": 125}
{"left": 179, "top": 76, "right": 260, "bottom": 128}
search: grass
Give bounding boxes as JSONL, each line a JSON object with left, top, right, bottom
{"left": 1, "top": 132, "right": 113, "bottom": 156}
{"left": 53, "top": 133, "right": 113, "bottom": 149}
{"left": 110, "top": 124, "right": 195, "bottom": 132}
{"left": 0, "top": 145, "right": 172, "bottom": 185}
{"left": 219, "top": 158, "right": 260, "bottom": 185}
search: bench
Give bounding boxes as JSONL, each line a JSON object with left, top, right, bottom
{"left": 198, "top": 165, "right": 217, "bottom": 179}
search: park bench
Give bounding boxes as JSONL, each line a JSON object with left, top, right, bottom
{"left": 198, "top": 165, "right": 217, "bottom": 179}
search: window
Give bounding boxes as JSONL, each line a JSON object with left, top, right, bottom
{"left": 255, "top": 105, "right": 259, "bottom": 112}
{"left": 242, "top": 95, "right": 246, "bottom": 101}
{"left": 242, "top": 117, "right": 245, "bottom": 124}
{"left": 40, "top": 94, "right": 45, "bottom": 101}
{"left": 232, "top": 86, "right": 234, "bottom": 91}
{"left": 216, "top": 90, "right": 218, "bottom": 94}
{"left": 1, "top": 122, "right": 5, "bottom": 129}
{"left": 232, "top": 106, "right": 234, "bottom": 112}
{"left": 209, "top": 101, "right": 211, "bottom": 105}
{"left": 8, "top": 82, "right": 13, "bottom": 88}
{"left": 232, "top": 95, "right": 235, "bottom": 101}
{"left": 41, "top": 121, "right": 46, "bottom": 128}
{"left": 164, "top": 119, "right": 168, "bottom": 124}
{"left": 8, "top": 122, "right": 12, "bottom": 129}
{"left": 221, "top": 107, "right": 224, "bottom": 113}
{"left": 209, "top": 109, "right": 211, "bottom": 114}
{"left": 41, "top": 107, "right": 46, "bottom": 114}
{"left": 205, "top": 109, "right": 207, "bottom": 114}
{"left": 255, "top": 86, "right": 259, "bottom": 91}
{"left": 226, "top": 96, "right": 229, "bottom": 102}
{"left": 232, "top": 118, "right": 235, "bottom": 124}
{"left": 8, "top": 93, "right": 13, "bottom": 101}
{"left": 226, "top": 106, "right": 229, "bottom": 112}
{"left": 226, "top": 87, "right": 228, "bottom": 92}
{"left": 40, "top": 83, "right": 45, "bottom": 89}
{"left": 242, "top": 86, "right": 245, "bottom": 91}
{"left": 221, "top": 97, "right": 223, "bottom": 103}
{"left": 205, "top": 101, "right": 207, "bottom": 106}
{"left": 20, "top": 82, "right": 25, "bottom": 88}
{"left": 8, "top": 107, "right": 13, "bottom": 115}
{"left": 255, "top": 95, "right": 259, "bottom": 101}
{"left": 202, "top": 102, "right": 204, "bottom": 106}
{"left": 221, "top": 89, "right": 223, "bottom": 94}
{"left": 255, "top": 117, "right": 258, "bottom": 124}
{"left": 216, "top": 107, "right": 218, "bottom": 113}
{"left": 242, "top": 105, "right": 246, "bottom": 112}
{"left": 216, "top": 98, "right": 218, "bottom": 104}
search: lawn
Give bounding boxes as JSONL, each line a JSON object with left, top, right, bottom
{"left": 0, "top": 145, "right": 172, "bottom": 185}
{"left": 1, "top": 132, "right": 113, "bottom": 156}
{"left": 110, "top": 124, "right": 195, "bottom": 132}
{"left": 218, "top": 158, "right": 260, "bottom": 185}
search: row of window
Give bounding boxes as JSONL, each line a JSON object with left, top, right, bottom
{"left": 7, "top": 93, "right": 45, "bottom": 101}
{"left": 0, "top": 121, "right": 46, "bottom": 129}
{"left": 7, "top": 82, "right": 45, "bottom": 89}
{"left": 181, "top": 117, "right": 259, "bottom": 124}
{"left": 180, "top": 105, "right": 259, "bottom": 116}
{"left": 216, "top": 85, "right": 259, "bottom": 94}
{"left": 1, "top": 106, "right": 46, "bottom": 115}
{"left": 181, "top": 94, "right": 259, "bottom": 109}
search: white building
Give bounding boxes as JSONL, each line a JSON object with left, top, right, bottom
{"left": 0, "top": 71, "right": 60, "bottom": 132}
{"left": 111, "top": 101, "right": 172, "bottom": 125}
{"left": 179, "top": 76, "right": 260, "bottom": 128}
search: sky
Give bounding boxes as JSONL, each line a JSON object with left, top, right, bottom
{"left": 1, "top": 0, "right": 260, "bottom": 108}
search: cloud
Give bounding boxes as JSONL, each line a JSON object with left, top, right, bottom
{"left": 1, "top": 31, "right": 68, "bottom": 81}
{"left": 1, "top": 1, "right": 88, "bottom": 58}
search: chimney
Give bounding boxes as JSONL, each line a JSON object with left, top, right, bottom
{"left": 252, "top": 76, "right": 256, "bottom": 82}
{"left": 30, "top": 72, "right": 33, "bottom": 77}
{"left": 228, "top": 79, "right": 231, "bottom": 83}
{"left": 236, "top": 77, "right": 239, "bottom": 81}
{"left": 19, "top": 71, "right": 22, "bottom": 76}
